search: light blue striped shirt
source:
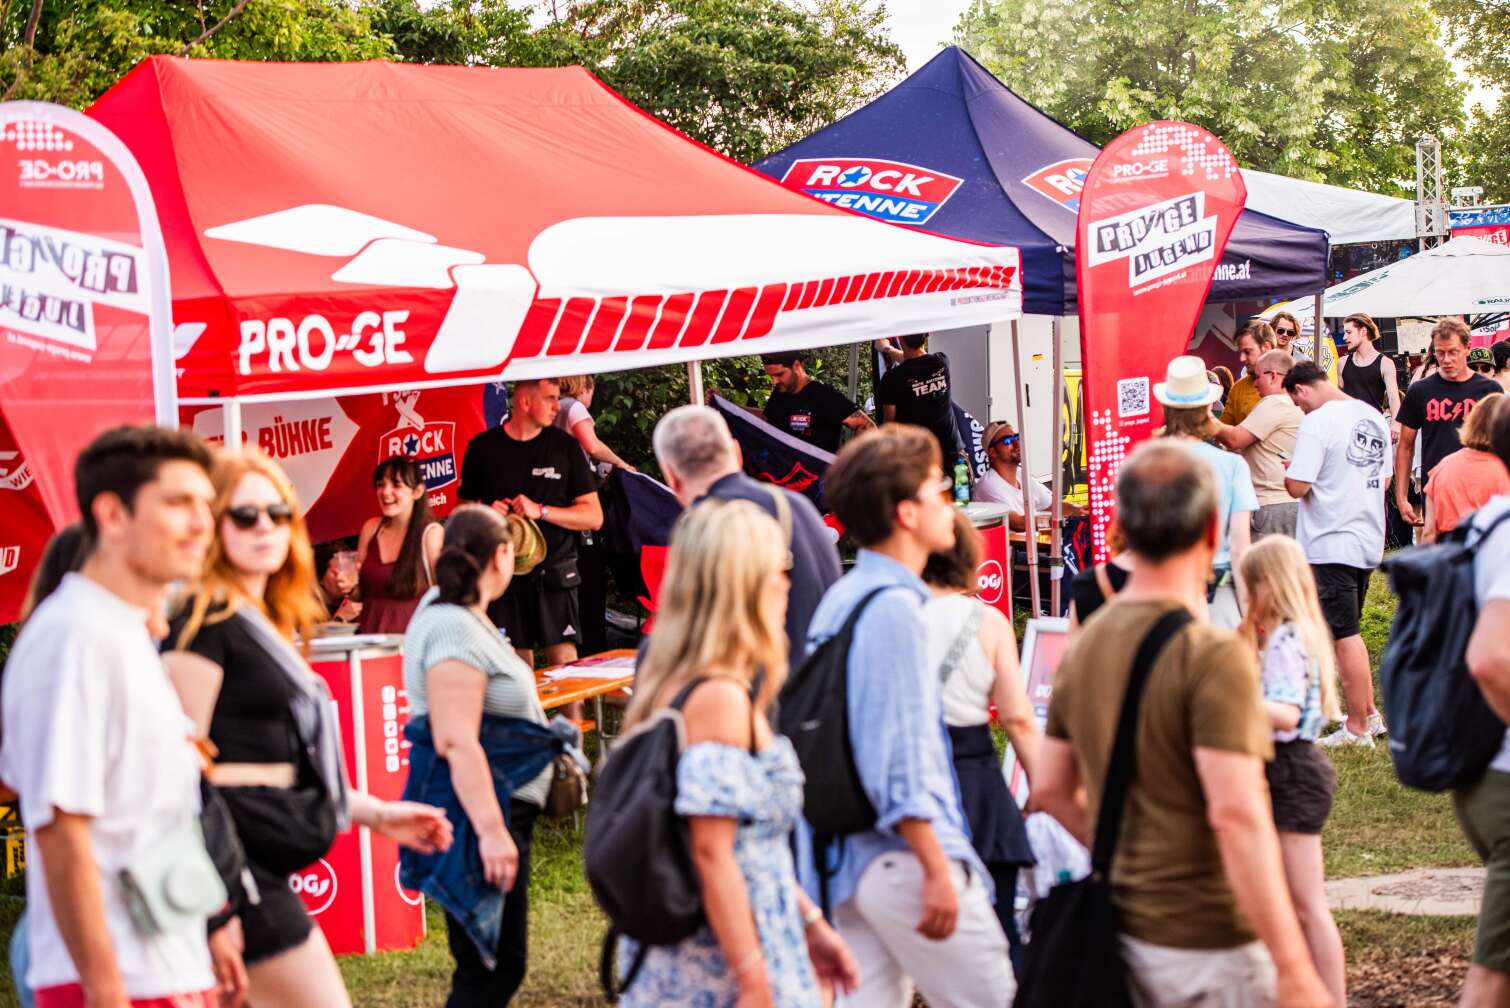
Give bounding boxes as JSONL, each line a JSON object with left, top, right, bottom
{"left": 794, "top": 550, "right": 988, "bottom": 910}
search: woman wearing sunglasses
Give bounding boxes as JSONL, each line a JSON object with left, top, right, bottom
{"left": 164, "top": 448, "right": 453, "bottom": 1008}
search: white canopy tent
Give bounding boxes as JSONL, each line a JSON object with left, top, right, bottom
{"left": 1264, "top": 236, "right": 1510, "bottom": 320}
{"left": 1241, "top": 169, "right": 1416, "bottom": 245}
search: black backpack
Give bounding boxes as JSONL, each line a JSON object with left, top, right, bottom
{"left": 584, "top": 679, "right": 706, "bottom": 999}
{"left": 1379, "top": 509, "right": 1510, "bottom": 792}
{"left": 776, "top": 587, "right": 893, "bottom": 907}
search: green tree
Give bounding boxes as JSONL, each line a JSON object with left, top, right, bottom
{"left": 1455, "top": 103, "right": 1510, "bottom": 204}
{"left": 0, "top": 0, "right": 393, "bottom": 106}
{"left": 956, "top": 0, "right": 1466, "bottom": 196}
{"left": 374, "top": 0, "right": 906, "bottom": 164}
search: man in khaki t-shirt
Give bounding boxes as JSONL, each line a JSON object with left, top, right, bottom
{"left": 1046, "top": 599, "right": 1274, "bottom": 949}
{"left": 1036, "top": 440, "right": 1328, "bottom": 1008}
{"left": 1217, "top": 349, "right": 1303, "bottom": 539}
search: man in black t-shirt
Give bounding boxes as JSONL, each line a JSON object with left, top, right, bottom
{"left": 1395, "top": 318, "right": 1501, "bottom": 528}
{"left": 875, "top": 333, "right": 961, "bottom": 463}
{"left": 459, "top": 378, "right": 601, "bottom": 667}
{"left": 757, "top": 351, "right": 872, "bottom": 454}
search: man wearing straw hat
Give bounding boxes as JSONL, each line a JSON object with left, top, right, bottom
{"left": 1152, "top": 356, "right": 1257, "bottom": 629}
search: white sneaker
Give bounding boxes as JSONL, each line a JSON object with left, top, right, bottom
{"left": 1367, "top": 712, "right": 1387, "bottom": 738}
{"left": 1318, "top": 725, "right": 1375, "bottom": 749}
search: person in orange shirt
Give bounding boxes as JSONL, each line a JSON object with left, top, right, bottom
{"left": 1425, "top": 392, "right": 1510, "bottom": 540}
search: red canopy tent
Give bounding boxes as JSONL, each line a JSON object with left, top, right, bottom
{"left": 88, "top": 57, "right": 1023, "bottom": 413}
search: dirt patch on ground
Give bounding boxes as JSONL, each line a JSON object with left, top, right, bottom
{"left": 1348, "top": 948, "right": 1470, "bottom": 1007}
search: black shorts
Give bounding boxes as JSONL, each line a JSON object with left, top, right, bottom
{"left": 489, "top": 569, "right": 580, "bottom": 649}
{"left": 1310, "top": 563, "right": 1372, "bottom": 640}
{"left": 241, "top": 861, "right": 314, "bottom": 965}
{"left": 1266, "top": 739, "right": 1338, "bottom": 835}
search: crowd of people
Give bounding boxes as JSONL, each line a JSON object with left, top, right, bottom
{"left": 5, "top": 312, "right": 1510, "bottom": 1008}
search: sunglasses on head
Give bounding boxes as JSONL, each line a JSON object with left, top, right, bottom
{"left": 226, "top": 502, "right": 295, "bottom": 530}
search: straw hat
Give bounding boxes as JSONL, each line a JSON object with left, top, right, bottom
{"left": 1153, "top": 355, "right": 1224, "bottom": 409}
{"left": 505, "top": 513, "right": 547, "bottom": 575}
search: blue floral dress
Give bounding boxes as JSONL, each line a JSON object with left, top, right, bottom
{"left": 618, "top": 736, "right": 819, "bottom": 1007}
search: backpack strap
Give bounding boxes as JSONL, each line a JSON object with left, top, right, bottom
{"left": 809, "top": 584, "right": 903, "bottom": 919}
{"left": 1093, "top": 562, "right": 1115, "bottom": 604}
{"left": 938, "top": 603, "right": 984, "bottom": 687}
{"left": 1089, "top": 607, "right": 1194, "bottom": 877}
{"left": 599, "top": 927, "right": 647, "bottom": 1003}
{"left": 667, "top": 676, "right": 760, "bottom": 757}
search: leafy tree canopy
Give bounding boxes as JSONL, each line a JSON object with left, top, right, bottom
{"left": 956, "top": 0, "right": 1467, "bottom": 197}
{"left": 1, "top": 0, "right": 903, "bottom": 164}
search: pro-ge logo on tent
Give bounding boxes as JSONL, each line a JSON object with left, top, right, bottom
{"left": 779, "top": 158, "right": 963, "bottom": 225}
{"left": 1021, "top": 157, "right": 1094, "bottom": 212}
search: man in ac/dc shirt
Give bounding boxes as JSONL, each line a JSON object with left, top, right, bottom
{"left": 1396, "top": 318, "right": 1501, "bottom": 528}
{"left": 757, "top": 351, "right": 873, "bottom": 453}
{"left": 459, "top": 378, "right": 602, "bottom": 669}
{"left": 875, "top": 333, "right": 962, "bottom": 464}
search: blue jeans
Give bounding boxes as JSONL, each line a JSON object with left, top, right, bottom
{"left": 10, "top": 909, "right": 32, "bottom": 1008}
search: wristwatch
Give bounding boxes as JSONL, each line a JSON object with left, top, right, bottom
{"left": 540, "top": 505, "right": 551, "bottom": 521}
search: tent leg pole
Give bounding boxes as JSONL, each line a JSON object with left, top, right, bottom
{"left": 1049, "top": 317, "right": 1065, "bottom": 617}
{"left": 847, "top": 342, "right": 861, "bottom": 403}
{"left": 223, "top": 400, "right": 243, "bottom": 454}
{"left": 1010, "top": 319, "right": 1042, "bottom": 617}
{"left": 1313, "top": 293, "right": 1325, "bottom": 356}
{"left": 686, "top": 361, "right": 704, "bottom": 406}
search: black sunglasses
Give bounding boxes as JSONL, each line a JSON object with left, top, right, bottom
{"left": 1273, "top": 327, "right": 1296, "bottom": 336}
{"left": 1472, "top": 363, "right": 1496, "bottom": 374}
{"left": 226, "top": 502, "right": 295, "bottom": 530}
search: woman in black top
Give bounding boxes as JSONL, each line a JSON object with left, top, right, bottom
{"left": 1067, "top": 520, "right": 1133, "bottom": 632}
{"left": 164, "top": 448, "right": 451, "bottom": 1008}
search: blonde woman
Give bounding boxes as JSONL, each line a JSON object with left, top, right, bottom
{"left": 618, "top": 501, "right": 858, "bottom": 1007}
{"left": 1238, "top": 536, "right": 1346, "bottom": 1007}
{"left": 555, "top": 374, "right": 635, "bottom": 473}
{"left": 164, "top": 448, "right": 451, "bottom": 1008}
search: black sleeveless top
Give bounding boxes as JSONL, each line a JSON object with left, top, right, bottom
{"left": 1342, "top": 352, "right": 1388, "bottom": 412}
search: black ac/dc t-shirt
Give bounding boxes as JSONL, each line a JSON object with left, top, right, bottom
{"left": 1398, "top": 372, "right": 1501, "bottom": 478}
{"left": 764, "top": 380, "right": 859, "bottom": 454}
{"left": 876, "top": 352, "right": 961, "bottom": 461}
{"left": 458, "top": 425, "right": 596, "bottom": 566}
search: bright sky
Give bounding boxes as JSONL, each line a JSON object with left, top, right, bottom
{"left": 882, "top": 0, "right": 974, "bottom": 70}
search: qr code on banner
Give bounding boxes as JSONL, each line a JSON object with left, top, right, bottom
{"left": 1118, "top": 377, "right": 1150, "bottom": 418}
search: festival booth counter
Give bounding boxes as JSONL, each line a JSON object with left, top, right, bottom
{"left": 72, "top": 55, "right": 1027, "bottom": 954}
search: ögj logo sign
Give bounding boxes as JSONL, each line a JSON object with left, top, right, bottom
{"left": 976, "top": 559, "right": 1005, "bottom": 605}
{"left": 289, "top": 858, "right": 338, "bottom": 916}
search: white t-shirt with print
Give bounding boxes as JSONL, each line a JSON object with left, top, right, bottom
{"left": 1470, "top": 497, "right": 1510, "bottom": 772}
{"left": 972, "top": 466, "right": 1052, "bottom": 515}
{"left": 1287, "top": 398, "right": 1393, "bottom": 569}
{"left": 0, "top": 574, "right": 213, "bottom": 998}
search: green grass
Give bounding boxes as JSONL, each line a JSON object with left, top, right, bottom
{"left": 1320, "top": 571, "right": 1477, "bottom": 878}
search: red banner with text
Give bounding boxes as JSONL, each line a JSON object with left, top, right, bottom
{"left": 180, "top": 384, "right": 492, "bottom": 545}
{"left": 1075, "top": 122, "right": 1246, "bottom": 560}
{"left": 0, "top": 103, "right": 177, "bottom": 623}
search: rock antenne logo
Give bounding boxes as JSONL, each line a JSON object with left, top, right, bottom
{"left": 1021, "top": 157, "right": 1094, "bottom": 212}
{"left": 381, "top": 391, "right": 458, "bottom": 493}
{"left": 779, "top": 158, "right": 963, "bottom": 225}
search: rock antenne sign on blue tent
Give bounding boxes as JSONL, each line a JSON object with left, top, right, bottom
{"left": 756, "top": 47, "right": 1328, "bottom": 317}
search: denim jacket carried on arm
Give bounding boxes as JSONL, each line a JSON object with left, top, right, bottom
{"left": 399, "top": 713, "right": 586, "bottom": 967}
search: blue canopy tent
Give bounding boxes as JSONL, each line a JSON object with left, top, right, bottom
{"left": 754, "top": 46, "right": 1330, "bottom": 316}
{"left": 755, "top": 48, "right": 1329, "bottom": 615}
